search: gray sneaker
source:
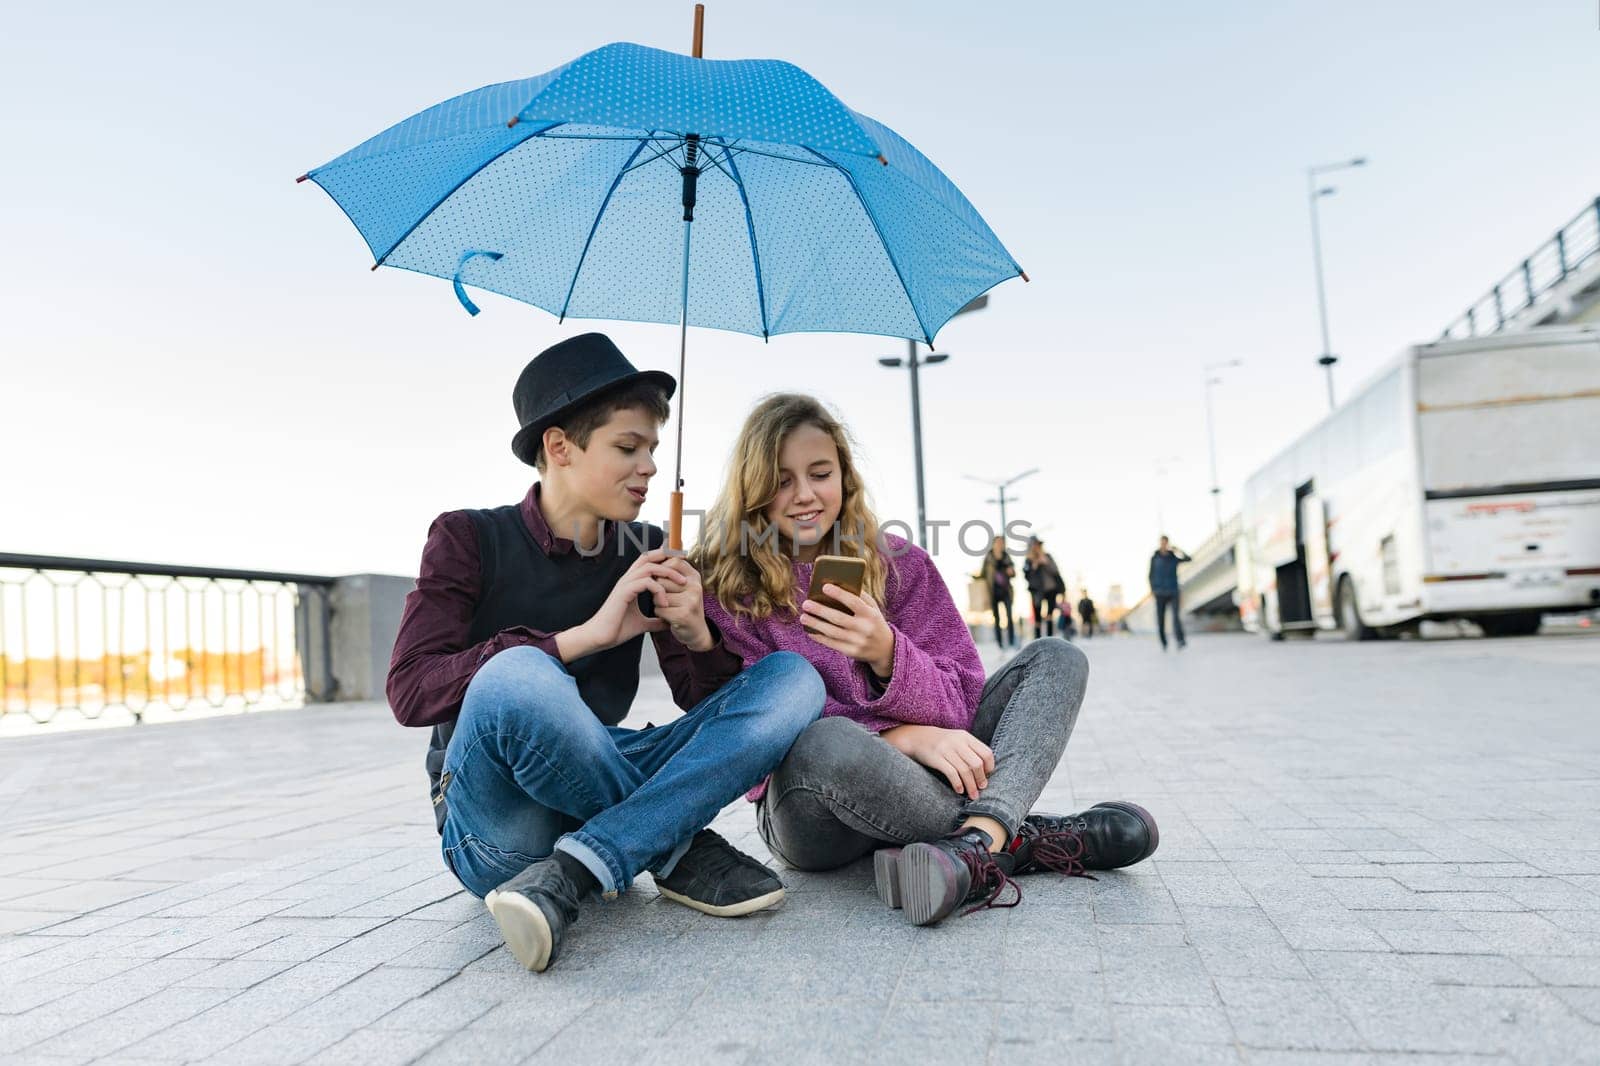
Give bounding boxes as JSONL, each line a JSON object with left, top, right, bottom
{"left": 654, "top": 829, "right": 786, "bottom": 917}
{"left": 484, "top": 857, "right": 583, "bottom": 972}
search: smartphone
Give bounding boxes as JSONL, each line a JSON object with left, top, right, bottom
{"left": 807, "top": 555, "right": 867, "bottom": 614}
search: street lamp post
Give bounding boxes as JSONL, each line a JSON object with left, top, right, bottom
{"left": 878, "top": 295, "right": 989, "bottom": 549}
{"left": 878, "top": 341, "right": 949, "bottom": 550}
{"left": 1306, "top": 156, "right": 1366, "bottom": 410}
{"left": 1203, "top": 359, "right": 1242, "bottom": 530}
{"left": 963, "top": 467, "right": 1038, "bottom": 545}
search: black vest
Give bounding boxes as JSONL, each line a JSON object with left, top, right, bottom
{"left": 426, "top": 503, "right": 664, "bottom": 832}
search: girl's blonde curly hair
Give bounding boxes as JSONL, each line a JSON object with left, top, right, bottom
{"left": 692, "top": 393, "right": 889, "bottom": 622}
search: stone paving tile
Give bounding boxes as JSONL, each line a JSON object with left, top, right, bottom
{"left": 1, "top": 634, "right": 1598, "bottom": 1063}
{"left": 194, "top": 1023, "right": 353, "bottom": 1066}
{"left": 171, "top": 958, "right": 297, "bottom": 989}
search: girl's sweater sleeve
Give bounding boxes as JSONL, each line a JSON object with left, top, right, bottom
{"left": 854, "top": 542, "right": 987, "bottom": 730}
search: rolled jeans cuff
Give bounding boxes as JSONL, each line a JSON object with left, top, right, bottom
{"left": 555, "top": 833, "right": 624, "bottom": 900}
{"left": 651, "top": 835, "right": 695, "bottom": 880}
{"left": 554, "top": 829, "right": 694, "bottom": 901}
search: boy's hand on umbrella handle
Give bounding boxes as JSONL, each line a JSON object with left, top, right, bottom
{"left": 650, "top": 556, "right": 714, "bottom": 651}
{"left": 582, "top": 556, "right": 684, "bottom": 651}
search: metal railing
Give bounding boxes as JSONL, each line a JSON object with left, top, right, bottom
{"left": 1441, "top": 196, "right": 1600, "bottom": 340}
{"left": 0, "top": 553, "right": 335, "bottom": 725}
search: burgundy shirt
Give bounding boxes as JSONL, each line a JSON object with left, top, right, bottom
{"left": 386, "top": 482, "right": 742, "bottom": 729}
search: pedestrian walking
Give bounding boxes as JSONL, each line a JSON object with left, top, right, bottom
{"left": 1055, "top": 597, "right": 1076, "bottom": 640}
{"left": 1149, "top": 535, "right": 1192, "bottom": 650}
{"left": 976, "top": 537, "right": 1018, "bottom": 649}
{"left": 1023, "top": 538, "right": 1065, "bottom": 640}
{"left": 1077, "top": 593, "right": 1098, "bottom": 638}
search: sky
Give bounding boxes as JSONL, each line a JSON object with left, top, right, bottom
{"left": 3, "top": 0, "right": 1598, "bottom": 607}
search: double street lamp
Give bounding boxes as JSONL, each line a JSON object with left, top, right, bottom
{"left": 878, "top": 294, "right": 989, "bottom": 549}
{"left": 1306, "top": 156, "right": 1366, "bottom": 410}
{"left": 962, "top": 467, "right": 1039, "bottom": 544}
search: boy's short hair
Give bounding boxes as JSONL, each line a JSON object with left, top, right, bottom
{"left": 534, "top": 379, "right": 673, "bottom": 471}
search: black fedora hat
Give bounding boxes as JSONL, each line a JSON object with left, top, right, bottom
{"left": 510, "top": 333, "right": 676, "bottom": 467}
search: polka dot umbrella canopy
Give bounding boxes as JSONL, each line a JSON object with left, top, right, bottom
{"left": 301, "top": 23, "right": 1025, "bottom": 545}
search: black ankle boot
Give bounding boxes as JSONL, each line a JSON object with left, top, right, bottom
{"left": 1010, "top": 801, "right": 1159, "bottom": 875}
{"left": 876, "top": 828, "right": 1020, "bottom": 926}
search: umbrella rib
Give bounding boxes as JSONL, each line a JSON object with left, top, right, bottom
{"left": 366, "top": 121, "right": 561, "bottom": 270}
{"left": 558, "top": 137, "right": 652, "bottom": 323}
{"left": 538, "top": 131, "right": 674, "bottom": 142}
{"left": 712, "top": 139, "right": 771, "bottom": 341}
{"left": 621, "top": 137, "right": 687, "bottom": 177}
{"left": 798, "top": 146, "right": 932, "bottom": 345}
{"left": 718, "top": 143, "right": 836, "bottom": 168}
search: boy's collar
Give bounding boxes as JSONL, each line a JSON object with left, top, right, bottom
{"left": 522, "top": 481, "right": 612, "bottom": 557}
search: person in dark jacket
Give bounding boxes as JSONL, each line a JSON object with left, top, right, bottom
{"left": 386, "top": 334, "right": 825, "bottom": 972}
{"left": 975, "top": 536, "right": 1018, "bottom": 648}
{"left": 1023, "top": 538, "right": 1065, "bottom": 640}
{"left": 1077, "top": 593, "right": 1098, "bottom": 638}
{"left": 1148, "top": 535, "right": 1191, "bottom": 650}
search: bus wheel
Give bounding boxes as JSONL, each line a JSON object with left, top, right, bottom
{"left": 1337, "top": 577, "right": 1374, "bottom": 641}
{"left": 1478, "top": 612, "right": 1542, "bottom": 638}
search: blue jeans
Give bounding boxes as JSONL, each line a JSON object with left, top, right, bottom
{"left": 439, "top": 645, "right": 823, "bottom": 899}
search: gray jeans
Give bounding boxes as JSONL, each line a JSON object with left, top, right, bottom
{"left": 756, "top": 638, "right": 1088, "bottom": 871}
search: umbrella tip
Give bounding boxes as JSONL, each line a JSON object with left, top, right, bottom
{"left": 507, "top": 116, "right": 520, "bottom": 129}
{"left": 877, "top": 154, "right": 888, "bottom": 166}
{"left": 370, "top": 262, "right": 381, "bottom": 272}
{"left": 1020, "top": 270, "right": 1031, "bottom": 283}
{"left": 295, "top": 174, "right": 309, "bottom": 184}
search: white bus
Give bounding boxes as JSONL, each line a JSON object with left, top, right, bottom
{"left": 1236, "top": 326, "right": 1600, "bottom": 639}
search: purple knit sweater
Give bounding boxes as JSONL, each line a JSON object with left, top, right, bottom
{"left": 701, "top": 534, "right": 988, "bottom": 800}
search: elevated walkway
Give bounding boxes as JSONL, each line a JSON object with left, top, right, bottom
{"left": 1440, "top": 196, "right": 1600, "bottom": 339}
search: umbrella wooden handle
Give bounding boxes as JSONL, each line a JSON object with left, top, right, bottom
{"left": 692, "top": 4, "right": 704, "bottom": 58}
{"left": 669, "top": 490, "right": 685, "bottom": 551}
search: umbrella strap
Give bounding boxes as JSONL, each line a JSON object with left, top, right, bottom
{"left": 452, "top": 249, "right": 503, "bottom": 315}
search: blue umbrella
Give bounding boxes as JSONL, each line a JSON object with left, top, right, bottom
{"left": 301, "top": 13, "right": 1026, "bottom": 544}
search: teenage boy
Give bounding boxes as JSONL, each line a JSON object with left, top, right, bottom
{"left": 387, "top": 333, "right": 825, "bottom": 973}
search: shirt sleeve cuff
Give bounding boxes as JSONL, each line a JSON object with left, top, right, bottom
{"left": 687, "top": 618, "right": 743, "bottom": 677}
{"left": 479, "top": 626, "right": 563, "bottom": 666}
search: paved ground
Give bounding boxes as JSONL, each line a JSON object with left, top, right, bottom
{"left": 2, "top": 629, "right": 1599, "bottom": 1065}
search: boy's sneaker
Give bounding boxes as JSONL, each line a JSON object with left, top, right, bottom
{"left": 1011, "top": 801, "right": 1160, "bottom": 875}
{"left": 878, "top": 827, "right": 1020, "bottom": 926}
{"left": 484, "top": 857, "right": 584, "bottom": 973}
{"left": 654, "top": 829, "right": 786, "bottom": 917}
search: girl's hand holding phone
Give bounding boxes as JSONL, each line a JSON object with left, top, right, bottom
{"left": 799, "top": 584, "right": 895, "bottom": 677}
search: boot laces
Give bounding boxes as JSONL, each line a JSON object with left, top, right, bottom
{"left": 1024, "top": 819, "right": 1098, "bottom": 881}
{"left": 953, "top": 836, "right": 1022, "bottom": 916}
